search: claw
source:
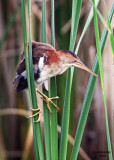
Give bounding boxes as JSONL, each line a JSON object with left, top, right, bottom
{"left": 41, "top": 97, "right": 52, "bottom": 114}
{"left": 37, "top": 90, "right": 60, "bottom": 113}
{"left": 26, "top": 106, "right": 41, "bottom": 122}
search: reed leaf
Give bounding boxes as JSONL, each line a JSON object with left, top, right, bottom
{"left": 50, "top": 0, "right": 58, "bottom": 159}
{"left": 75, "top": 0, "right": 99, "bottom": 55}
{"left": 59, "top": 0, "right": 82, "bottom": 159}
{"left": 89, "top": 0, "right": 111, "bottom": 33}
{"left": 21, "top": 0, "right": 44, "bottom": 159}
{"left": 71, "top": 4, "right": 114, "bottom": 160}
{"left": 102, "top": 0, "right": 114, "bottom": 63}
{"left": 41, "top": 0, "right": 51, "bottom": 159}
{"left": 93, "top": 0, "right": 113, "bottom": 159}
{"left": 28, "top": 0, "right": 45, "bottom": 159}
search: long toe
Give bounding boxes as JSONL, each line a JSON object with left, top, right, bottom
{"left": 37, "top": 90, "right": 60, "bottom": 113}
{"left": 26, "top": 107, "right": 41, "bottom": 122}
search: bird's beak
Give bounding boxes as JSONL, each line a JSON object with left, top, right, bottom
{"left": 74, "top": 59, "right": 97, "bottom": 77}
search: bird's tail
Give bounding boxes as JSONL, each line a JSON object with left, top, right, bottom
{"left": 13, "top": 74, "right": 28, "bottom": 93}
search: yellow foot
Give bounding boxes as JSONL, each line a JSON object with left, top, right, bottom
{"left": 37, "top": 90, "right": 60, "bottom": 114}
{"left": 26, "top": 106, "right": 41, "bottom": 122}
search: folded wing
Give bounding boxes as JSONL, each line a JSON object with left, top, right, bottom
{"left": 13, "top": 41, "right": 55, "bottom": 92}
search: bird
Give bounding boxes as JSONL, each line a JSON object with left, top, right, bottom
{"left": 13, "top": 41, "right": 96, "bottom": 122}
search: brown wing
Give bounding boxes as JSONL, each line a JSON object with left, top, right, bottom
{"left": 17, "top": 41, "right": 55, "bottom": 75}
{"left": 20, "top": 41, "right": 55, "bottom": 60}
{"left": 13, "top": 41, "right": 56, "bottom": 92}
{"left": 32, "top": 41, "right": 56, "bottom": 56}
{"left": 16, "top": 59, "right": 26, "bottom": 75}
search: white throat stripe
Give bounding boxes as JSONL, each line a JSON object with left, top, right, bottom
{"left": 39, "top": 57, "right": 44, "bottom": 71}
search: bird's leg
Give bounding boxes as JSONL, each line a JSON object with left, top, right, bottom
{"left": 37, "top": 90, "right": 60, "bottom": 114}
{"left": 26, "top": 106, "right": 41, "bottom": 122}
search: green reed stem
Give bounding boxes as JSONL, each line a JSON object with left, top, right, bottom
{"left": 71, "top": 4, "right": 114, "bottom": 159}
{"left": 93, "top": 0, "right": 113, "bottom": 159}
{"left": 50, "top": 0, "right": 58, "bottom": 159}
{"left": 59, "top": 0, "right": 82, "bottom": 159}
{"left": 41, "top": 0, "right": 51, "bottom": 159}
{"left": 21, "top": 0, "right": 44, "bottom": 159}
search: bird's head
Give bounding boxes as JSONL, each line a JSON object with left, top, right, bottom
{"left": 57, "top": 50, "right": 96, "bottom": 76}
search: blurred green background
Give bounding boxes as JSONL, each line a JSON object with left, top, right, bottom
{"left": 0, "top": 0, "right": 113, "bottom": 159}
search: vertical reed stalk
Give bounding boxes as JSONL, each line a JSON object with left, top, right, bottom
{"left": 93, "top": 0, "right": 113, "bottom": 159}
{"left": 41, "top": 0, "right": 51, "bottom": 159}
{"left": 59, "top": 0, "right": 82, "bottom": 159}
{"left": 50, "top": 0, "right": 58, "bottom": 159}
{"left": 21, "top": 0, "right": 44, "bottom": 159}
{"left": 71, "top": 5, "right": 114, "bottom": 159}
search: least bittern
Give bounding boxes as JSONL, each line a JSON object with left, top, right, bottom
{"left": 13, "top": 41, "right": 96, "bottom": 122}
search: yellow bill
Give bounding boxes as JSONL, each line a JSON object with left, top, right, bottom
{"left": 74, "top": 60, "right": 97, "bottom": 77}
